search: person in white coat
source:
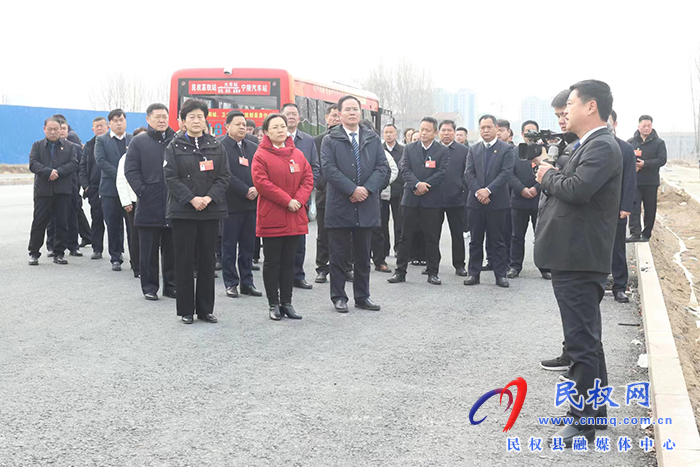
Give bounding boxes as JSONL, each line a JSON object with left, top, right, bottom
{"left": 371, "top": 148, "right": 398, "bottom": 272}
{"left": 116, "top": 128, "right": 142, "bottom": 277}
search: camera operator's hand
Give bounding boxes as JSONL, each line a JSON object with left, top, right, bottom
{"left": 620, "top": 211, "right": 631, "bottom": 219}
{"left": 476, "top": 188, "right": 490, "bottom": 204}
{"left": 536, "top": 161, "right": 555, "bottom": 184}
{"left": 531, "top": 147, "right": 549, "bottom": 168}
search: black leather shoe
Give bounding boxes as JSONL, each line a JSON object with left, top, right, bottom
{"left": 69, "top": 249, "right": 83, "bottom": 257}
{"left": 626, "top": 234, "right": 642, "bottom": 243}
{"left": 294, "top": 279, "right": 313, "bottom": 289}
{"left": 269, "top": 305, "right": 282, "bottom": 321}
{"left": 387, "top": 273, "right": 406, "bottom": 283}
{"left": 421, "top": 268, "right": 428, "bottom": 275}
{"left": 79, "top": 240, "right": 91, "bottom": 247}
{"left": 496, "top": 277, "right": 510, "bottom": 288}
{"left": 355, "top": 298, "right": 380, "bottom": 311}
{"left": 345, "top": 271, "right": 354, "bottom": 282}
{"left": 53, "top": 255, "right": 68, "bottom": 265}
{"left": 251, "top": 264, "right": 260, "bottom": 271}
{"left": 427, "top": 275, "right": 441, "bottom": 285}
{"left": 181, "top": 315, "right": 193, "bottom": 324}
{"left": 482, "top": 262, "right": 493, "bottom": 271}
{"left": 550, "top": 424, "right": 595, "bottom": 448}
{"left": 281, "top": 303, "right": 302, "bottom": 319}
{"left": 215, "top": 261, "right": 222, "bottom": 271}
{"left": 315, "top": 271, "right": 328, "bottom": 283}
{"left": 28, "top": 255, "right": 39, "bottom": 266}
{"left": 375, "top": 264, "right": 392, "bottom": 273}
{"left": 506, "top": 268, "right": 519, "bottom": 279}
{"left": 144, "top": 293, "right": 158, "bottom": 301}
{"left": 464, "top": 275, "right": 480, "bottom": 285}
{"left": 541, "top": 271, "right": 552, "bottom": 280}
{"left": 226, "top": 286, "right": 238, "bottom": 298}
{"left": 455, "top": 267, "right": 468, "bottom": 276}
{"left": 133, "top": 271, "right": 140, "bottom": 278}
{"left": 91, "top": 252, "right": 102, "bottom": 260}
{"left": 163, "top": 290, "right": 177, "bottom": 299}
{"left": 111, "top": 262, "right": 121, "bottom": 271}
{"left": 614, "top": 291, "right": 630, "bottom": 303}
{"left": 47, "top": 250, "right": 55, "bottom": 257}
{"left": 334, "top": 300, "right": 349, "bottom": 313}
{"left": 240, "top": 285, "right": 263, "bottom": 297}
{"left": 198, "top": 314, "right": 218, "bottom": 323}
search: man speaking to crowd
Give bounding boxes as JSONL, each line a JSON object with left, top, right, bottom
{"left": 534, "top": 80, "right": 622, "bottom": 446}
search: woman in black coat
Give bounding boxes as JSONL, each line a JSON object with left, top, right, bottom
{"left": 163, "top": 99, "right": 230, "bottom": 324}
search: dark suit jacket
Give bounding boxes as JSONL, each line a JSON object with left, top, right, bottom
{"left": 95, "top": 132, "right": 133, "bottom": 197}
{"left": 615, "top": 136, "right": 637, "bottom": 214}
{"left": 463, "top": 139, "right": 515, "bottom": 210}
{"left": 534, "top": 128, "right": 622, "bottom": 273}
{"left": 320, "top": 124, "right": 389, "bottom": 229}
{"left": 314, "top": 128, "right": 333, "bottom": 209}
{"left": 383, "top": 141, "right": 405, "bottom": 200}
{"left": 399, "top": 141, "right": 449, "bottom": 209}
{"left": 219, "top": 135, "right": 258, "bottom": 212}
{"left": 79, "top": 136, "right": 100, "bottom": 191}
{"left": 29, "top": 138, "right": 79, "bottom": 197}
{"left": 292, "top": 130, "right": 320, "bottom": 186}
{"left": 440, "top": 141, "right": 468, "bottom": 208}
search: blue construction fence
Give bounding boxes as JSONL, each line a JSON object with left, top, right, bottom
{"left": 0, "top": 105, "right": 148, "bottom": 164}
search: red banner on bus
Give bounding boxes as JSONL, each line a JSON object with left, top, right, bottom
{"left": 189, "top": 80, "right": 271, "bottom": 95}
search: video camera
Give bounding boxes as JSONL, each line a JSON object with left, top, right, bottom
{"left": 518, "top": 130, "right": 578, "bottom": 166}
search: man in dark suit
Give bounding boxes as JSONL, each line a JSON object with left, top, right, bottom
{"left": 463, "top": 115, "right": 515, "bottom": 287}
{"left": 437, "top": 120, "right": 468, "bottom": 276}
{"left": 79, "top": 117, "right": 108, "bottom": 259}
{"left": 281, "top": 103, "right": 320, "bottom": 290}
{"left": 382, "top": 123, "right": 405, "bottom": 259}
{"left": 608, "top": 110, "right": 637, "bottom": 303}
{"left": 387, "top": 117, "right": 449, "bottom": 285}
{"left": 321, "top": 95, "right": 389, "bottom": 313}
{"left": 535, "top": 80, "right": 622, "bottom": 446}
{"left": 217, "top": 110, "right": 262, "bottom": 299}
{"left": 94, "top": 108, "right": 133, "bottom": 271}
{"left": 507, "top": 120, "right": 550, "bottom": 279}
{"left": 27, "top": 117, "right": 79, "bottom": 265}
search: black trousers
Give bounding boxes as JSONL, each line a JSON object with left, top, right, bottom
{"left": 101, "top": 195, "right": 127, "bottom": 263}
{"left": 75, "top": 188, "right": 92, "bottom": 246}
{"left": 468, "top": 207, "right": 508, "bottom": 278}
{"left": 316, "top": 207, "right": 352, "bottom": 274}
{"left": 443, "top": 206, "right": 466, "bottom": 270}
{"left": 396, "top": 207, "right": 442, "bottom": 276}
{"left": 294, "top": 234, "right": 307, "bottom": 282}
{"left": 629, "top": 184, "right": 658, "bottom": 238}
{"left": 371, "top": 199, "right": 391, "bottom": 267}
{"left": 611, "top": 217, "right": 628, "bottom": 293}
{"left": 254, "top": 236, "right": 262, "bottom": 262}
{"left": 551, "top": 270, "right": 608, "bottom": 419}
{"left": 262, "top": 235, "right": 300, "bottom": 306}
{"left": 139, "top": 226, "right": 175, "bottom": 295}
{"left": 124, "top": 204, "right": 140, "bottom": 274}
{"left": 86, "top": 188, "right": 104, "bottom": 253}
{"left": 171, "top": 218, "right": 218, "bottom": 317}
{"left": 509, "top": 207, "right": 548, "bottom": 274}
{"left": 28, "top": 195, "right": 72, "bottom": 257}
{"left": 388, "top": 195, "right": 402, "bottom": 256}
{"left": 328, "top": 227, "right": 372, "bottom": 303}
{"left": 221, "top": 210, "right": 256, "bottom": 289}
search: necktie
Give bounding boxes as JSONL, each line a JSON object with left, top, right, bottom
{"left": 484, "top": 142, "right": 492, "bottom": 174}
{"left": 351, "top": 132, "right": 361, "bottom": 183}
{"left": 573, "top": 141, "right": 581, "bottom": 151}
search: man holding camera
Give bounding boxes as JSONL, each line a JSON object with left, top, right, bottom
{"left": 535, "top": 80, "right": 622, "bottom": 446}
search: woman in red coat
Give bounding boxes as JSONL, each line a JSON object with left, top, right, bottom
{"left": 252, "top": 114, "right": 314, "bottom": 321}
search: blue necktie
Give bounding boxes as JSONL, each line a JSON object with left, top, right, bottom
{"left": 484, "top": 142, "right": 492, "bottom": 174}
{"left": 351, "top": 132, "right": 361, "bottom": 183}
{"left": 573, "top": 141, "right": 581, "bottom": 151}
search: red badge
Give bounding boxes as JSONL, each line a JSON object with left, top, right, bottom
{"left": 290, "top": 159, "right": 300, "bottom": 173}
{"left": 425, "top": 160, "right": 436, "bottom": 168}
{"left": 634, "top": 149, "right": 642, "bottom": 158}
{"left": 199, "top": 160, "right": 214, "bottom": 171}
{"left": 239, "top": 157, "right": 249, "bottom": 166}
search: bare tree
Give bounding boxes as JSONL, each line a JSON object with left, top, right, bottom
{"left": 89, "top": 73, "right": 170, "bottom": 113}
{"left": 363, "top": 58, "right": 436, "bottom": 132}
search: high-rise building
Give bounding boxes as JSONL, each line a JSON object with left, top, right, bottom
{"left": 521, "top": 96, "right": 559, "bottom": 132}
{"left": 434, "top": 88, "right": 477, "bottom": 130}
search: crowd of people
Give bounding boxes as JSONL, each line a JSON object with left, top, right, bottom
{"left": 26, "top": 79, "right": 668, "bottom": 446}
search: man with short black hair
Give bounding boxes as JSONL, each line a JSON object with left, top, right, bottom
{"left": 382, "top": 123, "right": 405, "bottom": 260}
{"left": 627, "top": 114, "right": 667, "bottom": 242}
{"left": 27, "top": 117, "right": 79, "bottom": 265}
{"left": 463, "top": 115, "right": 515, "bottom": 288}
{"left": 455, "top": 127, "right": 469, "bottom": 148}
{"left": 95, "top": 109, "right": 133, "bottom": 271}
{"left": 388, "top": 117, "right": 449, "bottom": 286}
{"left": 280, "top": 103, "right": 320, "bottom": 290}
{"left": 535, "top": 79, "right": 621, "bottom": 446}
{"left": 124, "top": 103, "right": 177, "bottom": 300}
{"left": 216, "top": 110, "right": 262, "bottom": 299}
{"left": 496, "top": 119, "right": 511, "bottom": 144}
{"left": 79, "top": 117, "right": 108, "bottom": 259}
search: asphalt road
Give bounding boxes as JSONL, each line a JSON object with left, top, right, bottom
{"left": 0, "top": 185, "right": 656, "bottom": 466}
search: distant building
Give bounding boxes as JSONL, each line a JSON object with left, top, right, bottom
{"left": 521, "top": 96, "right": 559, "bottom": 133}
{"left": 434, "top": 88, "right": 477, "bottom": 131}
{"left": 658, "top": 132, "right": 697, "bottom": 161}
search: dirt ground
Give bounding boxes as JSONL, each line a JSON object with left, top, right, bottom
{"left": 0, "top": 164, "right": 29, "bottom": 174}
{"left": 649, "top": 184, "right": 700, "bottom": 430}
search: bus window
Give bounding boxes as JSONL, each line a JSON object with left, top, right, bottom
{"left": 309, "top": 99, "right": 320, "bottom": 136}
{"left": 295, "top": 96, "right": 311, "bottom": 134}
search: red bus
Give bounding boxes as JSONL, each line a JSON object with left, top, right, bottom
{"left": 168, "top": 68, "right": 393, "bottom": 137}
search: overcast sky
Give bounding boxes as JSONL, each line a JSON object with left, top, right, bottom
{"left": 3, "top": 0, "right": 699, "bottom": 139}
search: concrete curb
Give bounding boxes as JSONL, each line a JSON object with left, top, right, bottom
{"left": 662, "top": 178, "right": 700, "bottom": 205}
{"left": 0, "top": 178, "right": 33, "bottom": 186}
{"left": 636, "top": 241, "right": 700, "bottom": 465}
